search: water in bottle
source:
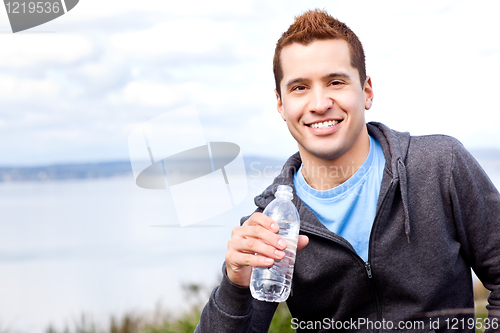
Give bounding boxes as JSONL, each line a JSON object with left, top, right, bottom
{"left": 250, "top": 185, "right": 300, "bottom": 302}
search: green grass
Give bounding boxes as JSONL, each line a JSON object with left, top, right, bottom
{"left": 42, "top": 303, "right": 293, "bottom": 333}
{"left": 41, "top": 280, "right": 295, "bottom": 333}
{"left": 36, "top": 279, "right": 491, "bottom": 333}
{"left": 474, "top": 279, "right": 489, "bottom": 333}
{"left": 268, "top": 302, "right": 294, "bottom": 333}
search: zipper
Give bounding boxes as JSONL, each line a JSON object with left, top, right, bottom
{"left": 298, "top": 179, "right": 395, "bottom": 333}
{"left": 366, "top": 179, "right": 395, "bottom": 333}
{"left": 364, "top": 262, "right": 373, "bottom": 278}
{"left": 301, "top": 230, "right": 382, "bottom": 332}
{"left": 365, "top": 260, "right": 381, "bottom": 333}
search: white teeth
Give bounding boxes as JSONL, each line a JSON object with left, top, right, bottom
{"left": 310, "top": 120, "right": 339, "bottom": 129}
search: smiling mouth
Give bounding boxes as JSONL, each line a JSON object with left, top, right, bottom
{"left": 307, "top": 119, "right": 342, "bottom": 129}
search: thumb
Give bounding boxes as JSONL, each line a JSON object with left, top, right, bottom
{"left": 297, "top": 235, "right": 309, "bottom": 251}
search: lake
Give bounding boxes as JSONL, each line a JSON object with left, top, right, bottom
{"left": 0, "top": 172, "right": 276, "bottom": 332}
{"left": 0, "top": 155, "right": 499, "bottom": 333}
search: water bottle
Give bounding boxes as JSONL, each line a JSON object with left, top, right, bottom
{"left": 250, "top": 185, "right": 300, "bottom": 302}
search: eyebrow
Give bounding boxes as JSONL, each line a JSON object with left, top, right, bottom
{"left": 324, "top": 72, "right": 351, "bottom": 81}
{"left": 285, "top": 72, "right": 352, "bottom": 91}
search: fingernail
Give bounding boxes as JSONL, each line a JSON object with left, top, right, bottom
{"left": 278, "top": 239, "right": 287, "bottom": 248}
{"left": 275, "top": 250, "right": 285, "bottom": 258}
{"left": 265, "top": 258, "right": 274, "bottom": 264}
{"left": 271, "top": 223, "right": 279, "bottom": 231}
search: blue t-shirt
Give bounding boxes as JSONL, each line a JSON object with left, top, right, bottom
{"left": 293, "top": 135, "right": 385, "bottom": 262}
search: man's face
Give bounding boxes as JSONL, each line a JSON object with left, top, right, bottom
{"left": 276, "top": 39, "right": 373, "bottom": 163}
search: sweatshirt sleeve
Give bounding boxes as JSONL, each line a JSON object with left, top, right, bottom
{"left": 194, "top": 263, "right": 278, "bottom": 333}
{"left": 448, "top": 140, "right": 500, "bottom": 329}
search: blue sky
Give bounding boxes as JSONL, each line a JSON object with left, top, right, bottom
{"left": 0, "top": 0, "right": 499, "bottom": 166}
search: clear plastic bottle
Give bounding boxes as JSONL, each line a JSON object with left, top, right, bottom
{"left": 250, "top": 185, "right": 300, "bottom": 302}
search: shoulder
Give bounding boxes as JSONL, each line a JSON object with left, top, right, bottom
{"left": 369, "top": 122, "right": 463, "bottom": 161}
{"left": 368, "top": 121, "right": 466, "bottom": 165}
{"left": 406, "top": 134, "right": 470, "bottom": 174}
{"left": 406, "top": 134, "right": 486, "bottom": 192}
{"left": 409, "top": 134, "right": 463, "bottom": 156}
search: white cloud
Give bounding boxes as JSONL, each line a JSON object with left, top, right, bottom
{"left": 61, "top": 0, "right": 255, "bottom": 22}
{"left": 0, "top": 74, "right": 57, "bottom": 98}
{"left": 41, "top": 128, "right": 84, "bottom": 140}
{"left": 0, "top": 34, "right": 92, "bottom": 68}
{"left": 362, "top": 0, "right": 500, "bottom": 149}
{"left": 22, "top": 112, "right": 53, "bottom": 124}
{"left": 108, "top": 19, "right": 236, "bottom": 59}
{"left": 123, "top": 81, "right": 200, "bottom": 107}
{"left": 385, "top": 0, "right": 460, "bottom": 14}
{"left": 1, "top": 0, "right": 500, "bottom": 167}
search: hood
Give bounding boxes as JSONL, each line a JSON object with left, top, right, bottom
{"left": 368, "top": 122, "right": 412, "bottom": 242}
{"left": 253, "top": 121, "right": 413, "bottom": 242}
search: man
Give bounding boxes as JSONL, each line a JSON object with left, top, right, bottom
{"left": 195, "top": 9, "right": 500, "bottom": 332}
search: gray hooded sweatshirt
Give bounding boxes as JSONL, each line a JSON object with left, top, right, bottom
{"left": 195, "top": 122, "right": 500, "bottom": 332}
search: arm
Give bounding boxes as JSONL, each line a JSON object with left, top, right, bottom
{"left": 448, "top": 140, "right": 500, "bottom": 330}
{"left": 194, "top": 263, "right": 279, "bottom": 333}
{"left": 195, "top": 213, "right": 309, "bottom": 332}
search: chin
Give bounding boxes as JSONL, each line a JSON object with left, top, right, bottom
{"left": 308, "top": 147, "right": 344, "bottom": 161}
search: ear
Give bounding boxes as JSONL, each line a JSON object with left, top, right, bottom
{"left": 363, "top": 76, "right": 374, "bottom": 110}
{"left": 275, "top": 89, "right": 286, "bottom": 121}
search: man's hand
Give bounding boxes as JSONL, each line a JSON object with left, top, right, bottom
{"left": 225, "top": 212, "right": 309, "bottom": 287}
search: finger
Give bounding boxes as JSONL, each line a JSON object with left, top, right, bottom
{"left": 227, "top": 251, "right": 276, "bottom": 268}
{"left": 232, "top": 224, "right": 286, "bottom": 250}
{"left": 297, "top": 235, "right": 309, "bottom": 251}
{"left": 228, "top": 235, "right": 286, "bottom": 260}
{"left": 243, "top": 212, "right": 280, "bottom": 233}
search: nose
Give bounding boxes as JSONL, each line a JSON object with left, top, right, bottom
{"left": 309, "top": 87, "right": 333, "bottom": 114}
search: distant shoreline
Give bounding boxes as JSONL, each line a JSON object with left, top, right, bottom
{"left": 0, "top": 156, "right": 288, "bottom": 183}
{"left": 1, "top": 149, "right": 499, "bottom": 183}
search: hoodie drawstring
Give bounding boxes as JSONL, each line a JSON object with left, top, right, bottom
{"left": 397, "top": 158, "right": 411, "bottom": 243}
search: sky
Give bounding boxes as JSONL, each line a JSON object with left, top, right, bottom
{"left": 0, "top": 0, "right": 499, "bottom": 166}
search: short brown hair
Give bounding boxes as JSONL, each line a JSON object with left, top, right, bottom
{"left": 273, "top": 9, "right": 366, "bottom": 97}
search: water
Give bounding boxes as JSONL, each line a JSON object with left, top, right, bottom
{"left": 0, "top": 174, "right": 273, "bottom": 333}
{"left": 250, "top": 220, "right": 299, "bottom": 302}
{"left": 0, "top": 157, "right": 498, "bottom": 330}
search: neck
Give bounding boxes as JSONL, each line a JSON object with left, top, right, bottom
{"left": 300, "top": 131, "right": 370, "bottom": 191}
